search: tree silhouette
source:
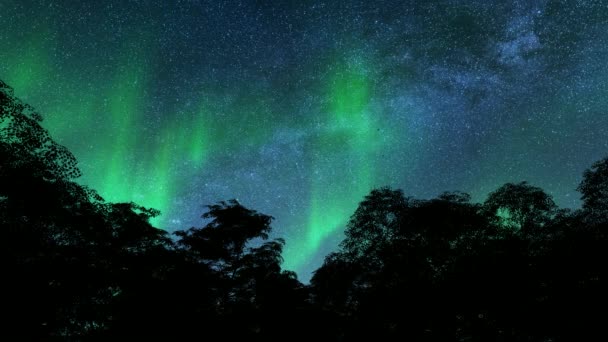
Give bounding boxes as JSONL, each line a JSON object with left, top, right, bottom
{"left": 578, "top": 156, "right": 608, "bottom": 222}
{"left": 174, "top": 199, "right": 304, "bottom": 339}
{"left": 1, "top": 80, "right": 170, "bottom": 337}
{"left": 311, "top": 175, "right": 608, "bottom": 340}
{"left": 4, "top": 77, "right": 608, "bottom": 340}
{"left": 341, "top": 187, "right": 409, "bottom": 266}
{"left": 483, "top": 181, "right": 557, "bottom": 236}
{"left": 2, "top": 79, "right": 99, "bottom": 336}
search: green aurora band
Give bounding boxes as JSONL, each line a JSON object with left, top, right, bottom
{"left": 0, "top": 3, "right": 375, "bottom": 272}
{"left": 1, "top": 29, "right": 389, "bottom": 271}
{"left": 0, "top": 32, "right": 211, "bottom": 227}
{"left": 4, "top": 0, "right": 608, "bottom": 282}
{"left": 283, "top": 59, "right": 383, "bottom": 271}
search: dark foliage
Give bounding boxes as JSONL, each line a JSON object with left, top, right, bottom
{"left": 312, "top": 176, "right": 608, "bottom": 341}
{"left": 3, "top": 79, "right": 608, "bottom": 340}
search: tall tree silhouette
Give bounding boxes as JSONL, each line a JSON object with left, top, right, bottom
{"left": 1, "top": 80, "right": 170, "bottom": 337}
{"left": 174, "top": 199, "right": 304, "bottom": 339}
{"left": 2, "top": 79, "right": 95, "bottom": 336}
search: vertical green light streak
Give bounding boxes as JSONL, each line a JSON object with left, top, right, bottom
{"left": 284, "top": 58, "right": 381, "bottom": 272}
{"left": 183, "top": 108, "right": 210, "bottom": 167}
{"left": 73, "top": 41, "right": 171, "bottom": 227}
{"left": 141, "top": 126, "right": 175, "bottom": 227}
{"left": 141, "top": 107, "right": 210, "bottom": 226}
{"left": 102, "top": 63, "right": 145, "bottom": 202}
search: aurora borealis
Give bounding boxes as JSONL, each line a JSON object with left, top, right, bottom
{"left": 2, "top": 1, "right": 608, "bottom": 280}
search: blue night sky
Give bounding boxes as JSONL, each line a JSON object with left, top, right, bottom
{"left": 2, "top": 0, "right": 608, "bottom": 281}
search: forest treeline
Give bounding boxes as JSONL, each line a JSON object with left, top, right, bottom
{"left": 2, "top": 78, "right": 608, "bottom": 340}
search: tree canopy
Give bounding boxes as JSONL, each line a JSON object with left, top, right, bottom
{"left": 2, "top": 78, "right": 608, "bottom": 340}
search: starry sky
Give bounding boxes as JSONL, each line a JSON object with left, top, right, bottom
{"left": 2, "top": 0, "right": 608, "bottom": 281}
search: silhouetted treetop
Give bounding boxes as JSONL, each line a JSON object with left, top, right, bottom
{"left": 175, "top": 199, "right": 275, "bottom": 265}
{"left": 438, "top": 190, "right": 472, "bottom": 203}
{"left": 1, "top": 80, "right": 80, "bottom": 181}
{"left": 579, "top": 156, "right": 608, "bottom": 221}
{"left": 484, "top": 181, "right": 557, "bottom": 234}
{"left": 341, "top": 187, "right": 408, "bottom": 262}
{"left": 1, "top": 79, "right": 171, "bottom": 337}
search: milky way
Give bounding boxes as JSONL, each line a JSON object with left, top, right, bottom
{"left": 2, "top": 0, "right": 608, "bottom": 280}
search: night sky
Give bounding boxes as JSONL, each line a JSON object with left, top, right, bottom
{"left": 2, "top": 0, "right": 608, "bottom": 281}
